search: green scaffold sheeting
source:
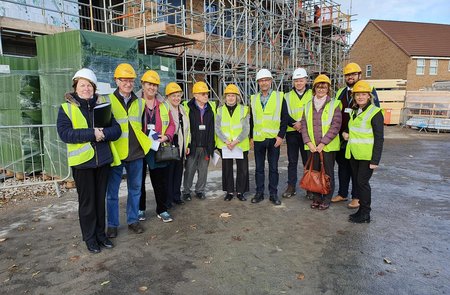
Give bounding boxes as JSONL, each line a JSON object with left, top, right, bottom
{"left": 138, "top": 54, "right": 177, "bottom": 95}
{"left": 36, "top": 30, "right": 138, "bottom": 178}
{"left": 0, "top": 56, "right": 42, "bottom": 173}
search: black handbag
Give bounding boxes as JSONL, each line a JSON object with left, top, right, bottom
{"left": 155, "top": 143, "right": 181, "bottom": 162}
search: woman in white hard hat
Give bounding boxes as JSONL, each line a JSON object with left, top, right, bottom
{"left": 57, "top": 68, "right": 121, "bottom": 253}
{"left": 165, "top": 82, "right": 190, "bottom": 207}
{"left": 215, "top": 84, "right": 250, "bottom": 201}
{"left": 300, "top": 74, "right": 342, "bottom": 210}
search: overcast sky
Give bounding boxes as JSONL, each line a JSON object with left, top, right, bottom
{"left": 337, "top": 0, "right": 450, "bottom": 44}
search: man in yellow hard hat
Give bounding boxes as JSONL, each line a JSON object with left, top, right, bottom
{"left": 182, "top": 81, "right": 217, "bottom": 201}
{"left": 250, "top": 69, "right": 289, "bottom": 206}
{"left": 105, "top": 63, "right": 150, "bottom": 238}
{"left": 332, "top": 62, "right": 380, "bottom": 209}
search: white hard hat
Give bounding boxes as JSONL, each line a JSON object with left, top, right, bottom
{"left": 72, "top": 68, "right": 97, "bottom": 87}
{"left": 292, "top": 68, "right": 308, "bottom": 80}
{"left": 256, "top": 69, "right": 273, "bottom": 81}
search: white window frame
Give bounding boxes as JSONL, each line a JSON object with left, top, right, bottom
{"left": 416, "top": 59, "right": 425, "bottom": 75}
{"left": 448, "top": 61, "right": 450, "bottom": 72}
{"left": 366, "top": 65, "right": 372, "bottom": 77}
{"left": 429, "top": 59, "right": 438, "bottom": 75}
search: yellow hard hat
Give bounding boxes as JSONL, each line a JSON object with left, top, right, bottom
{"left": 313, "top": 74, "right": 331, "bottom": 87}
{"left": 141, "top": 70, "right": 160, "bottom": 85}
{"left": 224, "top": 84, "right": 240, "bottom": 95}
{"left": 192, "top": 81, "right": 210, "bottom": 94}
{"left": 114, "top": 63, "right": 137, "bottom": 79}
{"left": 343, "top": 63, "right": 362, "bottom": 75}
{"left": 165, "top": 82, "right": 183, "bottom": 96}
{"left": 352, "top": 80, "right": 372, "bottom": 93}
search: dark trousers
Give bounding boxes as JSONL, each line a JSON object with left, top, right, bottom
{"left": 72, "top": 165, "right": 109, "bottom": 243}
{"left": 286, "top": 131, "right": 308, "bottom": 186}
{"left": 166, "top": 158, "right": 184, "bottom": 205}
{"left": 222, "top": 151, "right": 249, "bottom": 194}
{"left": 349, "top": 158, "right": 374, "bottom": 215}
{"left": 306, "top": 151, "right": 336, "bottom": 203}
{"left": 336, "top": 146, "right": 357, "bottom": 199}
{"left": 254, "top": 138, "right": 280, "bottom": 195}
{"left": 140, "top": 159, "right": 169, "bottom": 214}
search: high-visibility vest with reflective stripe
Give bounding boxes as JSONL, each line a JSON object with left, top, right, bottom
{"left": 345, "top": 104, "right": 383, "bottom": 160}
{"left": 304, "top": 98, "right": 341, "bottom": 152}
{"left": 159, "top": 101, "right": 170, "bottom": 135}
{"left": 103, "top": 94, "right": 151, "bottom": 160}
{"left": 250, "top": 91, "right": 284, "bottom": 141}
{"left": 216, "top": 104, "right": 250, "bottom": 151}
{"left": 285, "top": 89, "right": 313, "bottom": 132}
{"left": 61, "top": 103, "right": 95, "bottom": 166}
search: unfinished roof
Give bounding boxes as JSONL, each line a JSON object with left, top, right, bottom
{"left": 368, "top": 20, "right": 450, "bottom": 57}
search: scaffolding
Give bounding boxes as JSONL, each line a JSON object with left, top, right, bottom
{"left": 0, "top": 0, "right": 352, "bottom": 100}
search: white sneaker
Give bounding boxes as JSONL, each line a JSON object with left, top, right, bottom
{"left": 157, "top": 211, "right": 173, "bottom": 223}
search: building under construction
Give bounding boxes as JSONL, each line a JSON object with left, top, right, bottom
{"left": 1, "top": 0, "right": 351, "bottom": 98}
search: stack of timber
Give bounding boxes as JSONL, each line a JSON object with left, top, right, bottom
{"left": 367, "top": 79, "right": 406, "bottom": 125}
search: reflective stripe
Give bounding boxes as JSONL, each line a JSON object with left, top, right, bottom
{"left": 285, "top": 92, "right": 291, "bottom": 113}
{"left": 116, "top": 118, "right": 128, "bottom": 124}
{"left": 349, "top": 138, "right": 374, "bottom": 144}
{"left": 129, "top": 115, "right": 141, "bottom": 122}
{"left": 325, "top": 99, "right": 336, "bottom": 126}
{"left": 262, "top": 128, "right": 280, "bottom": 133}
{"left": 350, "top": 126, "right": 373, "bottom": 133}
{"left": 68, "top": 144, "right": 92, "bottom": 157}
{"left": 120, "top": 132, "right": 129, "bottom": 138}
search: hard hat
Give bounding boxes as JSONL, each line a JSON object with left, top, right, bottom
{"left": 72, "top": 68, "right": 97, "bottom": 87}
{"left": 352, "top": 80, "right": 372, "bottom": 93}
{"left": 343, "top": 63, "right": 362, "bottom": 75}
{"left": 224, "top": 84, "right": 240, "bottom": 95}
{"left": 292, "top": 68, "right": 308, "bottom": 80}
{"left": 313, "top": 74, "right": 331, "bottom": 87}
{"left": 114, "top": 63, "right": 137, "bottom": 79}
{"left": 165, "top": 82, "right": 183, "bottom": 96}
{"left": 192, "top": 81, "right": 210, "bottom": 94}
{"left": 141, "top": 70, "right": 160, "bottom": 85}
{"left": 256, "top": 69, "right": 273, "bottom": 81}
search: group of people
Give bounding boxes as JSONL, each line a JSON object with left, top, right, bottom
{"left": 57, "top": 62, "right": 384, "bottom": 254}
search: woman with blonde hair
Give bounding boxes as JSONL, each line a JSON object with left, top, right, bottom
{"left": 215, "top": 84, "right": 250, "bottom": 201}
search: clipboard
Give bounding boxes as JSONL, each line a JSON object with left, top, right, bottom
{"left": 93, "top": 102, "right": 112, "bottom": 127}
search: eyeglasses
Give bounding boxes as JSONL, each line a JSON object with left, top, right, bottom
{"left": 316, "top": 86, "right": 329, "bottom": 90}
{"left": 345, "top": 73, "right": 359, "bottom": 77}
{"left": 118, "top": 78, "right": 135, "bottom": 84}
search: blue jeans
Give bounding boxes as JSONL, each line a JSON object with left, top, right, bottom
{"left": 254, "top": 138, "right": 280, "bottom": 195}
{"left": 107, "top": 159, "right": 143, "bottom": 227}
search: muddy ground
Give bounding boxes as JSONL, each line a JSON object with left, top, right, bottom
{"left": 0, "top": 126, "right": 449, "bottom": 295}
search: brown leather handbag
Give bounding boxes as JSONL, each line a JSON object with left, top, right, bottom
{"left": 299, "top": 152, "right": 331, "bottom": 195}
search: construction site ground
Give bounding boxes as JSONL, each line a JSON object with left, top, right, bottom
{"left": 0, "top": 126, "right": 449, "bottom": 295}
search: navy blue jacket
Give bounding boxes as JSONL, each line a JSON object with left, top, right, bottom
{"left": 57, "top": 93, "right": 121, "bottom": 169}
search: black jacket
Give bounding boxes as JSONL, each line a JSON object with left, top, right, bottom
{"left": 186, "top": 98, "right": 216, "bottom": 157}
{"left": 57, "top": 93, "right": 121, "bottom": 169}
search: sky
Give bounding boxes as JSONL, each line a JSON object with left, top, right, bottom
{"left": 337, "top": 0, "right": 450, "bottom": 44}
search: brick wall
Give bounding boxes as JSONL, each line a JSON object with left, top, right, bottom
{"left": 406, "top": 58, "right": 450, "bottom": 90}
{"left": 348, "top": 22, "right": 409, "bottom": 80}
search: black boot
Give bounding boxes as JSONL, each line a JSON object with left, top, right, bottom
{"left": 224, "top": 193, "right": 234, "bottom": 201}
{"left": 349, "top": 213, "right": 370, "bottom": 223}
{"left": 236, "top": 193, "right": 247, "bottom": 201}
{"left": 349, "top": 209, "right": 361, "bottom": 221}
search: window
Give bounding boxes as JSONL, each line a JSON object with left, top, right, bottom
{"left": 416, "top": 59, "right": 425, "bottom": 75}
{"left": 429, "top": 59, "right": 438, "bottom": 75}
{"left": 366, "top": 65, "right": 372, "bottom": 77}
{"left": 448, "top": 61, "right": 450, "bottom": 72}
{"left": 205, "top": 2, "right": 218, "bottom": 34}
{"left": 157, "top": 0, "right": 185, "bottom": 25}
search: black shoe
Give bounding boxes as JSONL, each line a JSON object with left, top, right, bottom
{"left": 349, "top": 209, "right": 361, "bottom": 221}
{"left": 251, "top": 192, "right": 264, "bottom": 203}
{"left": 128, "top": 222, "right": 144, "bottom": 234}
{"left": 106, "top": 227, "right": 118, "bottom": 238}
{"left": 173, "top": 199, "right": 185, "bottom": 205}
{"left": 196, "top": 192, "right": 206, "bottom": 200}
{"left": 236, "top": 193, "right": 247, "bottom": 201}
{"left": 224, "top": 193, "right": 234, "bottom": 201}
{"left": 98, "top": 238, "right": 114, "bottom": 249}
{"left": 183, "top": 193, "right": 192, "bottom": 201}
{"left": 349, "top": 214, "right": 371, "bottom": 223}
{"left": 269, "top": 195, "right": 282, "bottom": 206}
{"left": 86, "top": 241, "right": 101, "bottom": 254}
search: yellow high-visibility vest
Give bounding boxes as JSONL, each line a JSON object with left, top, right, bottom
{"left": 216, "top": 104, "right": 250, "bottom": 151}
{"left": 303, "top": 98, "right": 341, "bottom": 152}
{"left": 285, "top": 89, "right": 313, "bottom": 132}
{"left": 345, "top": 104, "right": 383, "bottom": 160}
{"left": 250, "top": 91, "right": 284, "bottom": 141}
{"left": 102, "top": 93, "right": 151, "bottom": 160}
